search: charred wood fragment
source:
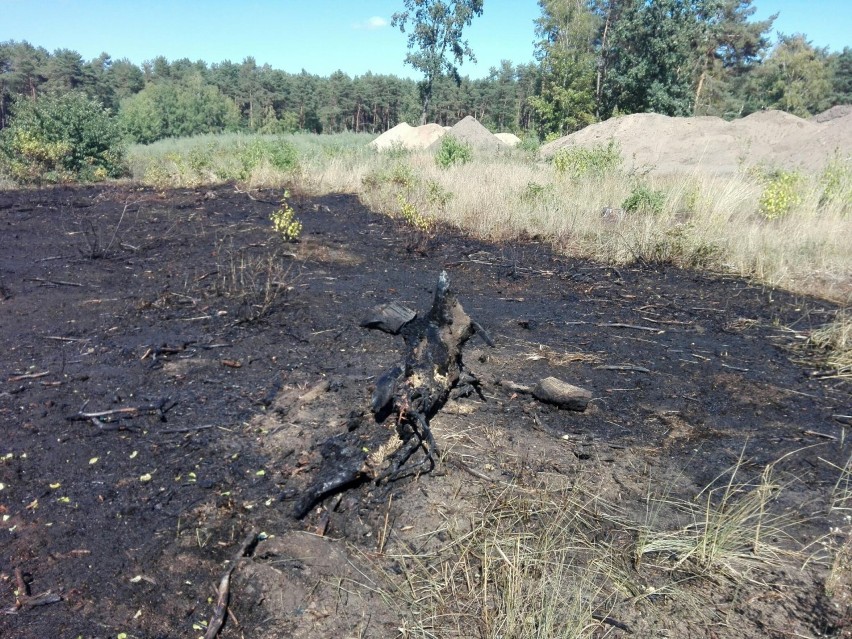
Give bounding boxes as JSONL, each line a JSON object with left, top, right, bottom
{"left": 360, "top": 302, "right": 417, "bottom": 335}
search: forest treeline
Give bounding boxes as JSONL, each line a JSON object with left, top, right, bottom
{"left": 0, "top": 0, "right": 850, "bottom": 144}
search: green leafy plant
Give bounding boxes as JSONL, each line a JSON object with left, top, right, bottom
{"left": 517, "top": 135, "right": 541, "bottom": 154}
{"left": 552, "top": 140, "right": 621, "bottom": 179}
{"left": 434, "top": 134, "right": 473, "bottom": 169}
{"left": 521, "top": 181, "right": 555, "bottom": 202}
{"left": 622, "top": 184, "right": 666, "bottom": 215}
{"left": 270, "top": 190, "right": 302, "bottom": 241}
{"left": 425, "top": 179, "right": 452, "bottom": 209}
{"left": 0, "top": 92, "right": 126, "bottom": 184}
{"left": 759, "top": 170, "right": 802, "bottom": 219}
{"left": 819, "top": 154, "right": 852, "bottom": 211}
{"left": 396, "top": 193, "right": 431, "bottom": 232}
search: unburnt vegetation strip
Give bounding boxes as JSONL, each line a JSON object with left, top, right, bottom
{"left": 0, "top": 183, "right": 850, "bottom": 638}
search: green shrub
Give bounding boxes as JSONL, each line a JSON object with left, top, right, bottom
{"left": 425, "top": 179, "right": 453, "bottom": 208}
{"left": 396, "top": 193, "right": 431, "bottom": 232}
{"left": 520, "top": 181, "right": 555, "bottom": 203}
{"left": 435, "top": 135, "right": 473, "bottom": 169}
{"left": 552, "top": 140, "right": 621, "bottom": 179}
{"left": 270, "top": 190, "right": 302, "bottom": 241}
{"left": 517, "top": 135, "right": 541, "bottom": 154}
{"left": 758, "top": 170, "right": 802, "bottom": 219}
{"left": 238, "top": 138, "right": 299, "bottom": 178}
{"left": 0, "top": 92, "right": 127, "bottom": 183}
{"left": 623, "top": 184, "right": 666, "bottom": 215}
{"left": 819, "top": 155, "right": 852, "bottom": 211}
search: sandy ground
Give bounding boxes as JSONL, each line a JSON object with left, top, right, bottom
{"left": 541, "top": 109, "right": 852, "bottom": 174}
{"left": 371, "top": 108, "right": 851, "bottom": 175}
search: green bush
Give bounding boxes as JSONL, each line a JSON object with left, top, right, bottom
{"left": 517, "top": 135, "right": 541, "bottom": 154}
{"left": 238, "top": 138, "right": 299, "bottom": 178}
{"left": 270, "top": 190, "right": 302, "bottom": 241}
{"left": 520, "top": 181, "right": 555, "bottom": 202}
{"left": 819, "top": 155, "right": 852, "bottom": 211}
{"left": 622, "top": 184, "right": 666, "bottom": 215}
{"left": 552, "top": 140, "right": 621, "bottom": 179}
{"left": 435, "top": 135, "right": 473, "bottom": 169}
{"left": 0, "top": 92, "right": 127, "bottom": 183}
{"left": 425, "top": 179, "right": 453, "bottom": 208}
{"left": 759, "top": 170, "right": 802, "bottom": 220}
{"left": 119, "top": 78, "right": 240, "bottom": 143}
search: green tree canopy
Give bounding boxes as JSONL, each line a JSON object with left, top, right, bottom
{"left": 602, "top": 0, "right": 705, "bottom": 117}
{"left": 752, "top": 34, "right": 832, "bottom": 117}
{"left": 529, "top": 0, "right": 598, "bottom": 138}
{"left": 391, "top": 0, "right": 484, "bottom": 124}
{"left": 119, "top": 73, "right": 240, "bottom": 143}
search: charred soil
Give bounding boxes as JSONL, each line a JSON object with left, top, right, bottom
{"left": 0, "top": 184, "right": 850, "bottom": 638}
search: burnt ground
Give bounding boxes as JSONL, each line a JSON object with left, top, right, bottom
{"left": 0, "top": 183, "right": 850, "bottom": 638}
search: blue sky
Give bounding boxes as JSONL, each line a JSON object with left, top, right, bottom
{"left": 1, "top": 1, "right": 849, "bottom": 79}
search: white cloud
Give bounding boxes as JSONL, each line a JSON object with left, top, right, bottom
{"left": 353, "top": 16, "right": 388, "bottom": 30}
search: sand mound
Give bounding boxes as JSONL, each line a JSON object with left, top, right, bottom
{"left": 428, "top": 115, "right": 507, "bottom": 151}
{"left": 369, "top": 122, "right": 414, "bottom": 151}
{"left": 370, "top": 116, "right": 510, "bottom": 153}
{"left": 495, "top": 132, "right": 522, "bottom": 147}
{"left": 540, "top": 109, "right": 851, "bottom": 174}
{"left": 811, "top": 105, "right": 852, "bottom": 123}
{"left": 369, "top": 122, "right": 447, "bottom": 151}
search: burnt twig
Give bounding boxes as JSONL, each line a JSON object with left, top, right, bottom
{"left": 203, "top": 531, "right": 259, "bottom": 639}
{"left": 1, "top": 568, "right": 62, "bottom": 615}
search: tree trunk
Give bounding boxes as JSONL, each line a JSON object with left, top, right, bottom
{"left": 596, "top": 2, "right": 613, "bottom": 117}
{"left": 292, "top": 272, "right": 491, "bottom": 519}
{"left": 420, "top": 77, "right": 433, "bottom": 125}
{"left": 693, "top": 68, "right": 706, "bottom": 115}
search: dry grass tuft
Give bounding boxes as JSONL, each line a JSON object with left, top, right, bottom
{"left": 357, "top": 452, "right": 808, "bottom": 638}
{"left": 636, "top": 452, "right": 801, "bottom": 581}
{"left": 808, "top": 310, "right": 852, "bottom": 376}
{"left": 371, "top": 476, "right": 628, "bottom": 638}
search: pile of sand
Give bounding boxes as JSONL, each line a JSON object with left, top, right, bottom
{"left": 369, "top": 122, "right": 447, "bottom": 151}
{"left": 495, "top": 132, "right": 522, "bottom": 147}
{"left": 428, "top": 115, "right": 507, "bottom": 151}
{"left": 370, "top": 116, "right": 512, "bottom": 152}
{"left": 811, "top": 105, "right": 852, "bottom": 123}
{"left": 539, "top": 108, "right": 852, "bottom": 174}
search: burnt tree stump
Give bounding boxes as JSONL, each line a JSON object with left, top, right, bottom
{"left": 293, "top": 271, "right": 491, "bottom": 518}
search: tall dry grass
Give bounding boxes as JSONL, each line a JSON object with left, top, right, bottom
{"left": 124, "top": 133, "right": 851, "bottom": 302}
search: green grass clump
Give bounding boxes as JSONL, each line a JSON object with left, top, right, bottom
{"left": 552, "top": 140, "right": 621, "bottom": 179}
{"left": 435, "top": 135, "right": 473, "bottom": 169}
